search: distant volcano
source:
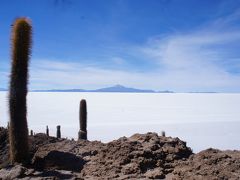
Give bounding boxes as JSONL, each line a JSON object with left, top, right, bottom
{"left": 93, "top": 84, "right": 155, "bottom": 93}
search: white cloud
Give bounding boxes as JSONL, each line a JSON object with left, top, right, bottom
{"left": 26, "top": 10, "right": 240, "bottom": 92}
{"left": 137, "top": 14, "right": 240, "bottom": 92}
{"left": 30, "top": 59, "right": 155, "bottom": 90}
{"left": 29, "top": 56, "right": 238, "bottom": 93}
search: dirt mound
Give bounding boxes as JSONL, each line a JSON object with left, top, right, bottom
{"left": 1, "top": 127, "right": 240, "bottom": 179}
{"left": 171, "top": 148, "right": 240, "bottom": 179}
{"left": 81, "top": 133, "right": 192, "bottom": 179}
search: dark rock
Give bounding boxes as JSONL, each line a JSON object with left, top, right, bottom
{"left": 33, "top": 150, "right": 85, "bottom": 172}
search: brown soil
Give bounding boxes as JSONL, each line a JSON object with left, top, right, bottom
{"left": 0, "top": 127, "right": 239, "bottom": 179}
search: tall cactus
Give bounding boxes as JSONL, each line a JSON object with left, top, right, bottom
{"left": 78, "top": 99, "right": 87, "bottom": 140}
{"left": 46, "top": 125, "right": 49, "bottom": 136}
{"left": 30, "top": 130, "right": 33, "bottom": 136}
{"left": 9, "top": 18, "right": 32, "bottom": 164}
{"left": 56, "top": 125, "right": 61, "bottom": 138}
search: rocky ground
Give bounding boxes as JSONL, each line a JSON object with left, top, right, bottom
{"left": 0, "top": 127, "right": 240, "bottom": 179}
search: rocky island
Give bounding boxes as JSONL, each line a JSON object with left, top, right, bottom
{"left": 0, "top": 127, "right": 240, "bottom": 179}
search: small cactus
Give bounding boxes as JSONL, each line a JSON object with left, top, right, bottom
{"left": 56, "top": 125, "right": 61, "bottom": 138}
{"left": 9, "top": 17, "right": 32, "bottom": 164}
{"left": 78, "top": 99, "right": 87, "bottom": 140}
{"left": 46, "top": 126, "right": 49, "bottom": 136}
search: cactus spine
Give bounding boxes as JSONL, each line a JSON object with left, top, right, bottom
{"left": 9, "top": 18, "right": 32, "bottom": 164}
{"left": 78, "top": 99, "right": 87, "bottom": 140}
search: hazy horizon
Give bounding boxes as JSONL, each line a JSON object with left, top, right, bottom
{"left": 0, "top": 84, "right": 239, "bottom": 93}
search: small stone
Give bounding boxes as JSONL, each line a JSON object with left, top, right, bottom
{"left": 144, "top": 168, "right": 165, "bottom": 179}
{"left": 0, "top": 165, "right": 26, "bottom": 179}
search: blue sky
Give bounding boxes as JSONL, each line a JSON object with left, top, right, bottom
{"left": 1, "top": 0, "right": 240, "bottom": 92}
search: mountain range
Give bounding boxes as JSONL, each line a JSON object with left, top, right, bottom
{"left": 0, "top": 85, "right": 218, "bottom": 93}
{"left": 31, "top": 85, "right": 173, "bottom": 93}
